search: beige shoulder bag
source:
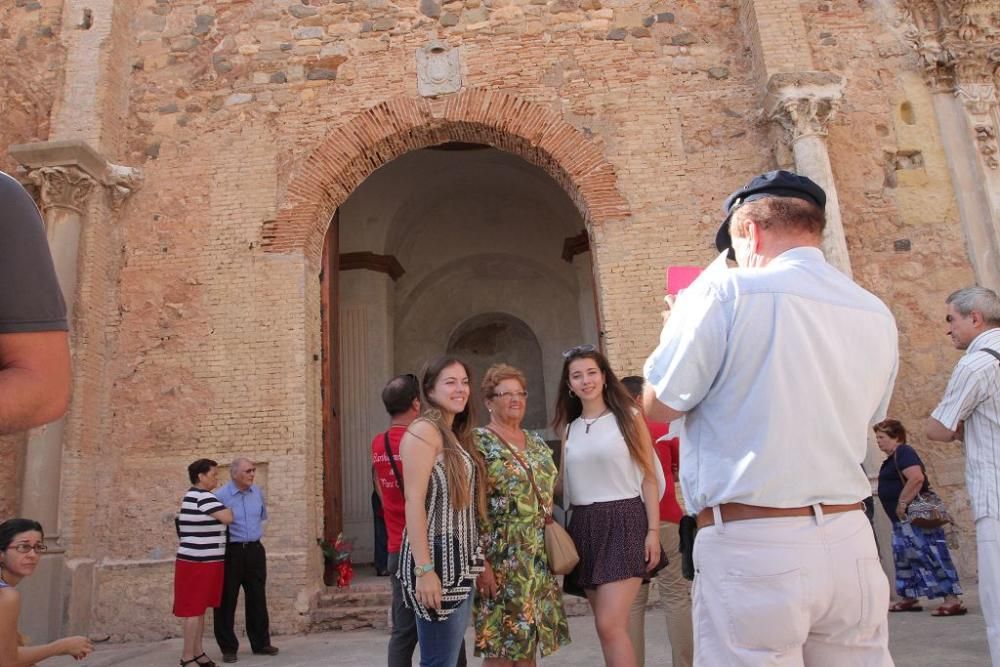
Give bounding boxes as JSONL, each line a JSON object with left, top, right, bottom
{"left": 486, "top": 427, "right": 580, "bottom": 575}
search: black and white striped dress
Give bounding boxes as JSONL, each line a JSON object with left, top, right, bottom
{"left": 398, "top": 432, "right": 484, "bottom": 622}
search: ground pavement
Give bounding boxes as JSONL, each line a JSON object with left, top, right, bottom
{"left": 52, "top": 590, "right": 989, "bottom": 666}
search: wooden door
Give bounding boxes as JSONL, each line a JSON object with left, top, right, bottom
{"left": 320, "top": 210, "right": 342, "bottom": 545}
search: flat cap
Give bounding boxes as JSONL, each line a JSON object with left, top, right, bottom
{"left": 715, "top": 170, "right": 826, "bottom": 257}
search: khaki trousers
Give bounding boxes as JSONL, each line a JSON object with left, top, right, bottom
{"left": 692, "top": 509, "right": 891, "bottom": 666}
{"left": 625, "top": 522, "right": 695, "bottom": 667}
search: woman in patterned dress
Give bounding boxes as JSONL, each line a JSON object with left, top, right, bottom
{"left": 473, "top": 364, "right": 570, "bottom": 665}
{"left": 874, "top": 419, "right": 966, "bottom": 616}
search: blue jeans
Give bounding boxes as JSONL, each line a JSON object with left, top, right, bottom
{"left": 415, "top": 591, "right": 472, "bottom": 667}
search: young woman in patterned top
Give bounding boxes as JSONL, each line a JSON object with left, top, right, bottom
{"left": 398, "top": 356, "right": 487, "bottom": 667}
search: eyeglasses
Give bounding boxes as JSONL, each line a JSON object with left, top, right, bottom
{"left": 562, "top": 344, "right": 597, "bottom": 359}
{"left": 8, "top": 543, "right": 47, "bottom": 554}
{"left": 492, "top": 390, "right": 528, "bottom": 401}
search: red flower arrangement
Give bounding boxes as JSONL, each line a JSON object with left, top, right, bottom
{"left": 318, "top": 533, "right": 354, "bottom": 588}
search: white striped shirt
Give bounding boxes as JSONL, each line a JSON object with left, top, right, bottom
{"left": 176, "top": 487, "right": 228, "bottom": 562}
{"left": 932, "top": 327, "right": 1000, "bottom": 521}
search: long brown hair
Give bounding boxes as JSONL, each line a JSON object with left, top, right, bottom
{"left": 420, "top": 355, "right": 487, "bottom": 521}
{"left": 552, "top": 348, "right": 655, "bottom": 477}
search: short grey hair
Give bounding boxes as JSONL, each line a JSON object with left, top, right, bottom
{"left": 947, "top": 286, "right": 1000, "bottom": 325}
{"left": 230, "top": 457, "right": 253, "bottom": 477}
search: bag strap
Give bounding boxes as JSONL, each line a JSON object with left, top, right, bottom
{"left": 384, "top": 431, "right": 405, "bottom": 494}
{"left": 982, "top": 348, "right": 1000, "bottom": 364}
{"left": 484, "top": 427, "right": 550, "bottom": 521}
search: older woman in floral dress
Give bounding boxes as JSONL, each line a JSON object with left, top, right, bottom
{"left": 474, "top": 363, "right": 570, "bottom": 665}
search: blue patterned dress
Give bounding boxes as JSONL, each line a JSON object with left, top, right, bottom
{"left": 877, "top": 444, "right": 962, "bottom": 599}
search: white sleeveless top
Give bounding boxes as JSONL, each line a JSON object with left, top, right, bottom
{"left": 564, "top": 412, "right": 665, "bottom": 506}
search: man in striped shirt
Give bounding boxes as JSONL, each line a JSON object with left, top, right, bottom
{"left": 926, "top": 286, "right": 1000, "bottom": 664}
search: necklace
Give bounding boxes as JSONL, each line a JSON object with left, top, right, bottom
{"left": 580, "top": 409, "right": 609, "bottom": 434}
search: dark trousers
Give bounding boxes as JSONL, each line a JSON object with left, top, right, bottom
{"left": 214, "top": 541, "right": 271, "bottom": 654}
{"left": 387, "top": 552, "right": 466, "bottom": 667}
{"left": 373, "top": 492, "right": 388, "bottom": 574}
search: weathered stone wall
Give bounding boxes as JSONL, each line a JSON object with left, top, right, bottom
{"left": 0, "top": 1, "right": 64, "bottom": 172}
{"left": 0, "top": 0, "right": 64, "bottom": 522}
{"left": 2, "top": 0, "right": 989, "bottom": 640}
{"left": 797, "top": 0, "right": 978, "bottom": 572}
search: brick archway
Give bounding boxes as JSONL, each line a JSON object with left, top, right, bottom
{"left": 263, "top": 89, "right": 631, "bottom": 265}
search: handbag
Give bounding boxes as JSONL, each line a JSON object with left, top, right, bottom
{"left": 486, "top": 427, "right": 580, "bottom": 575}
{"left": 893, "top": 450, "right": 951, "bottom": 529}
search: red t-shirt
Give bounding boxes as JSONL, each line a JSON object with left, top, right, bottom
{"left": 648, "top": 418, "right": 684, "bottom": 524}
{"left": 371, "top": 425, "right": 407, "bottom": 553}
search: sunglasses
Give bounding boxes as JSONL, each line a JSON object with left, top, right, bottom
{"left": 562, "top": 344, "right": 597, "bottom": 359}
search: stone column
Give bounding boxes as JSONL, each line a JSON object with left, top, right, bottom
{"left": 7, "top": 140, "right": 140, "bottom": 642}
{"left": 897, "top": 0, "right": 1000, "bottom": 292}
{"left": 765, "top": 72, "right": 852, "bottom": 276}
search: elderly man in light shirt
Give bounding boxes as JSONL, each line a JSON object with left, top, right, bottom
{"left": 643, "top": 171, "right": 899, "bottom": 666}
{"left": 925, "top": 286, "right": 1000, "bottom": 665}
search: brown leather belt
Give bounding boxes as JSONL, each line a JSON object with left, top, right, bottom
{"left": 695, "top": 502, "right": 863, "bottom": 529}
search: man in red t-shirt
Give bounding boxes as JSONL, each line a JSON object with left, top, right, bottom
{"left": 372, "top": 373, "right": 420, "bottom": 667}
{"left": 372, "top": 374, "right": 468, "bottom": 667}
{"left": 623, "top": 376, "right": 693, "bottom": 667}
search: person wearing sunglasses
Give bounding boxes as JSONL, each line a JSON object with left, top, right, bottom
{"left": 0, "top": 518, "right": 93, "bottom": 665}
{"left": 472, "top": 363, "right": 570, "bottom": 665}
{"left": 555, "top": 345, "right": 664, "bottom": 667}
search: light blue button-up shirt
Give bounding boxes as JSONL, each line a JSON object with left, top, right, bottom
{"left": 215, "top": 481, "right": 268, "bottom": 543}
{"left": 644, "top": 247, "right": 899, "bottom": 514}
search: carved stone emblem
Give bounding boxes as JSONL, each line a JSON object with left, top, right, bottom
{"left": 416, "top": 41, "right": 461, "bottom": 97}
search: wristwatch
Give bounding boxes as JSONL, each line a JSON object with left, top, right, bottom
{"left": 414, "top": 563, "right": 434, "bottom": 577}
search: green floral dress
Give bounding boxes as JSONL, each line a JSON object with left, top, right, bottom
{"left": 473, "top": 427, "right": 571, "bottom": 659}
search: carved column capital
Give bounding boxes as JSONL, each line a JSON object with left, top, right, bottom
{"left": 897, "top": 0, "right": 1000, "bottom": 92}
{"left": 764, "top": 72, "right": 845, "bottom": 145}
{"left": 27, "top": 166, "right": 97, "bottom": 215}
{"left": 10, "top": 141, "right": 143, "bottom": 213}
{"left": 956, "top": 82, "right": 1000, "bottom": 169}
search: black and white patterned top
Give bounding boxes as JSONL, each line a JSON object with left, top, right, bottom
{"left": 398, "top": 419, "right": 484, "bottom": 622}
{"left": 176, "top": 487, "right": 228, "bottom": 562}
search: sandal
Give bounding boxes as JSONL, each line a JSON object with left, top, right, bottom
{"left": 180, "top": 659, "right": 197, "bottom": 667}
{"left": 889, "top": 599, "right": 923, "bottom": 612}
{"left": 193, "top": 654, "right": 217, "bottom": 667}
{"left": 932, "top": 603, "right": 968, "bottom": 617}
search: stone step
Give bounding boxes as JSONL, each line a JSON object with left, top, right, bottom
{"left": 309, "top": 605, "right": 390, "bottom": 632}
{"left": 316, "top": 589, "right": 394, "bottom": 608}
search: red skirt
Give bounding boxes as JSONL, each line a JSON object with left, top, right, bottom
{"left": 172, "top": 559, "right": 224, "bottom": 617}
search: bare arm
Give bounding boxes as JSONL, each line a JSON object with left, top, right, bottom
{"left": 895, "top": 465, "right": 926, "bottom": 521}
{"left": 636, "top": 413, "right": 661, "bottom": 570}
{"left": 212, "top": 507, "right": 234, "bottom": 525}
{"left": 642, "top": 382, "right": 686, "bottom": 424}
{"left": 925, "top": 417, "right": 959, "bottom": 442}
{"left": 0, "top": 331, "right": 71, "bottom": 435}
{"left": 0, "top": 589, "right": 92, "bottom": 667}
{"left": 400, "top": 420, "right": 444, "bottom": 608}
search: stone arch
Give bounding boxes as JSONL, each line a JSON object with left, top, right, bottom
{"left": 446, "top": 312, "right": 547, "bottom": 430}
{"left": 262, "top": 89, "right": 631, "bottom": 265}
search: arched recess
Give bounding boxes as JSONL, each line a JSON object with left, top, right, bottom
{"left": 447, "top": 312, "right": 547, "bottom": 430}
{"left": 262, "top": 89, "right": 632, "bottom": 266}
{"left": 277, "top": 90, "right": 631, "bottom": 555}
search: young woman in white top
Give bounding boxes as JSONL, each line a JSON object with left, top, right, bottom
{"left": 554, "top": 345, "right": 662, "bottom": 667}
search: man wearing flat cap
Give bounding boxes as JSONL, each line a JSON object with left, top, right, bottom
{"left": 643, "top": 170, "right": 898, "bottom": 665}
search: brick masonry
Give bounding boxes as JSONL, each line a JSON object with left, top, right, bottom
{"left": 0, "top": 0, "right": 987, "bottom": 640}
